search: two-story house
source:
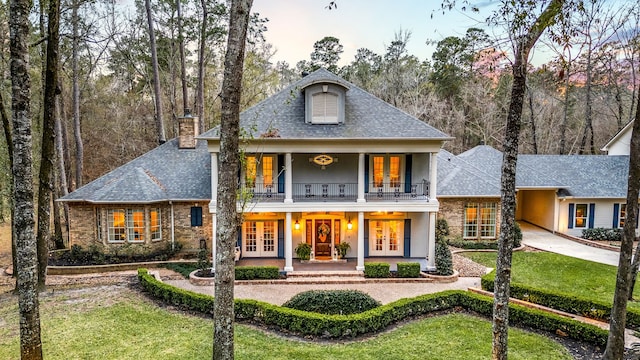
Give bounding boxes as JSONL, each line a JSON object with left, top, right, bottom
{"left": 60, "top": 69, "right": 450, "bottom": 271}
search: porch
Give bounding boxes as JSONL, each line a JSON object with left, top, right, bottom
{"left": 236, "top": 257, "right": 429, "bottom": 272}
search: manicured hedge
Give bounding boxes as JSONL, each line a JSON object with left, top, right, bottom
{"left": 447, "top": 239, "right": 498, "bottom": 250}
{"left": 283, "top": 290, "right": 380, "bottom": 315}
{"left": 482, "top": 270, "right": 640, "bottom": 330}
{"left": 582, "top": 228, "right": 623, "bottom": 242}
{"left": 138, "top": 268, "right": 608, "bottom": 344}
{"left": 396, "top": 262, "right": 421, "bottom": 278}
{"left": 364, "top": 262, "right": 390, "bottom": 278}
{"left": 235, "top": 266, "right": 280, "bottom": 280}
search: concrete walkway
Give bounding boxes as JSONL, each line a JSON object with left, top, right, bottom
{"left": 520, "top": 223, "right": 621, "bottom": 266}
{"left": 165, "top": 277, "right": 481, "bottom": 305}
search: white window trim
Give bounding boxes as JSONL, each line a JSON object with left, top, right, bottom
{"left": 151, "top": 208, "right": 162, "bottom": 242}
{"left": 574, "top": 203, "right": 589, "bottom": 229}
{"left": 369, "top": 154, "right": 405, "bottom": 191}
{"left": 464, "top": 202, "right": 497, "bottom": 240}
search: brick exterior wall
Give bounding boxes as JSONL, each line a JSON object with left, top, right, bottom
{"left": 438, "top": 197, "right": 502, "bottom": 240}
{"left": 67, "top": 201, "right": 211, "bottom": 254}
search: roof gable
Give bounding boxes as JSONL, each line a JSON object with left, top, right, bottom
{"left": 200, "top": 68, "right": 451, "bottom": 140}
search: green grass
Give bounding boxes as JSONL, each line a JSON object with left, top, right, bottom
{"left": 163, "top": 262, "right": 198, "bottom": 278}
{"left": 460, "top": 251, "right": 640, "bottom": 309}
{"left": 0, "top": 289, "right": 572, "bottom": 360}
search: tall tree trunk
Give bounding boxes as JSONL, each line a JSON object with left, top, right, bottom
{"left": 9, "top": 0, "right": 43, "bottom": 354}
{"left": 37, "top": 0, "right": 61, "bottom": 289}
{"left": 195, "top": 0, "right": 208, "bottom": 132}
{"left": 0, "top": 89, "right": 17, "bottom": 278}
{"left": 214, "top": 1, "right": 252, "bottom": 359}
{"left": 491, "top": 2, "right": 564, "bottom": 359}
{"left": 560, "top": 59, "right": 571, "bottom": 154}
{"left": 177, "top": 0, "right": 188, "bottom": 113}
{"left": 145, "top": 0, "right": 166, "bottom": 144}
{"left": 579, "top": 44, "right": 595, "bottom": 154}
{"left": 527, "top": 86, "right": 538, "bottom": 154}
{"left": 72, "top": 0, "right": 83, "bottom": 189}
{"left": 603, "top": 82, "right": 640, "bottom": 360}
{"left": 54, "top": 83, "right": 69, "bottom": 247}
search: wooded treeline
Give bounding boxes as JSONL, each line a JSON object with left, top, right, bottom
{"left": 0, "top": 0, "right": 638, "bottom": 232}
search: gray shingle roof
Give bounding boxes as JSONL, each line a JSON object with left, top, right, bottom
{"left": 59, "top": 138, "right": 211, "bottom": 203}
{"left": 439, "top": 145, "right": 629, "bottom": 198}
{"left": 200, "top": 68, "right": 451, "bottom": 140}
{"left": 437, "top": 149, "right": 501, "bottom": 197}
{"left": 520, "top": 155, "right": 629, "bottom": 198}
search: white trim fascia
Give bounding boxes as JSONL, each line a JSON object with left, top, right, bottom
{"left": 238, "top": 201, "right": 440, "bottom": 213}
{"left": 601, "top": 120, "right": 634, "bottom": 152}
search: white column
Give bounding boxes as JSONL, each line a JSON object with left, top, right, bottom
{"left": 210, "top": 153, "right": 218, "bottom": 212}
{"left": 284, "top": 212, "right": 294, "bottom": 272}
{"left": 429, "top": 152, "right": 438, "bottom": 200}
{"left": 357, "top": 153, "right": 365, "bottom": 203}
{"left": 284, "top": 153, "right": 293, "bottom": 203}
{"left": 427, "top": 212, "right": 436, "bottom": 271}
{"left": 211, "top": 214, "right": 217, "bottom": 272}
{"left": 356, "top": 211, "right": 365, "bottom": 271}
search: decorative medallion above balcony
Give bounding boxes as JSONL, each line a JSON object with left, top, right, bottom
{"left": 310, "top": 154, "right": 338, "bottom": 169}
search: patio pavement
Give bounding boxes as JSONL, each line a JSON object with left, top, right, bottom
{"left": 520, "top": 222, "right": 621, "bottom": 266}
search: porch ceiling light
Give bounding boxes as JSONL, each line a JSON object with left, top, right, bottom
{"left": 312, "top": 154, "right": 334, "bottom": 169}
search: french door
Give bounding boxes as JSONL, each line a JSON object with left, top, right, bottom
{"left": 243, "top": 221, "right": 277, "bottom": 257}
{"left": 369, "top": 220, "right": 403, "bottom": 256}
{"left": 370, "top": 155, "right": 403, "bottom": 192}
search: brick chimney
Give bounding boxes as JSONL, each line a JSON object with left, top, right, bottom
{"left": 178, "top": 109, "right": 199, "bottom": 149}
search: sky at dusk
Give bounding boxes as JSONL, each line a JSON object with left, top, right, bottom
{"left": 252, "top": 0, "right": 497, "bottom": 67}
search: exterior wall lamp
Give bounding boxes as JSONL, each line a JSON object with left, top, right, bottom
{"left": 347, "top": 218, "right": 353, "bottom": 230}
{"left": 294, "top": 219, "right": 300, "bottom": 230}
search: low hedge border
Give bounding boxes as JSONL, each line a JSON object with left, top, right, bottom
{"left": 235, "top": 266, "right": 280, "bottom": 280}
{"left": 481, "top": 270, "right": 640, "bottom": 330}
{"left": 364, "top": 262, "right": 390, "bottom": 278}
{"left": 396, "top": 262, "right": 421, "bottom": 278}
{"left": 138, "top": 268, "right": 607, "bottom": 344}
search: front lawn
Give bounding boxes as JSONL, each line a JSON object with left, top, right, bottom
{"left": 0, "top": 286, "right": 572, "bottom": 359}
{"left": 460, "top": 251, "right": 640, "bottom": 309}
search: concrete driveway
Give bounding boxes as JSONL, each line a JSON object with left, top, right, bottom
{"left": 520, "top": 223, "right": 621, "bottom": 266}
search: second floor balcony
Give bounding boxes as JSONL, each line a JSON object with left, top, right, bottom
{"left": 241, "top": 181, "right": 430, "bottom": 203}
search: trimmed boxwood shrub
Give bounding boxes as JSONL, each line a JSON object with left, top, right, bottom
{"left": 235, "top": 266, "right": 280, "bottom": 280}
{"left": 138, "top": 268, "right": 608, "bottom": 344}
{"left": 283, "top": 290, "right": 381, "bottom": 315}
{"left": 582, "top": 228, "right": 623, "bottom": 242}
{"left": 364, "top": 262, "right": 390, "bottom": 278}
{"left": 447, "top": 239, "right": 498, "bottom": 250}
{"left": 435, "top": 240, "right": 453, "bottom": 276}
{"left": 396, "top": 262, "right": 421, "bottom": 278}
{"left": 481, "top": 270, "right": 640, "bottom": 330}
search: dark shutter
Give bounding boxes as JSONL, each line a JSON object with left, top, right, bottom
{"left": 364, "top": 155, "right": 369, "bottom": 194}
{"left": 191, "top": 206, "right": 203, "bottom": 227}
{"left": 403, "top": 219, "right": 411, "bottom": 258}
{"left": 568, "top": 203, "right": 574, "bottom": 229}
{"left": 404, "top": 155, "right": 412, "bottom": 193}
{"left": 277, "top": 154, "right": 285, "bottom": 193}
{"left": 277, "top": 220, "right": 284, "bottom": 258}
{"left": 588, "top": 203, "right": 596, "bottom": 228}
{"left": 613, "top": 203, "right": 620, "bottom": 228}
{"left": 237, "top": 225, "right": 242, "bottom": 248}
{"left": 364, "top": 219, "right": 369, "bottom": 257}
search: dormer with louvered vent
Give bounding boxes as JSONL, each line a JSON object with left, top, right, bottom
{"left": 303, "top": 82, "right": 347, "bottom": 124}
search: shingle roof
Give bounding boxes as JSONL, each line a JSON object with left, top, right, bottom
{"left": 520, "top": 155, "right": 629, "bottom": 198}
{"left": 437, "top": 149, "right": 501, "bottom": 197}
{"left": 59, "top": 138, "right": 211, "bottom": 203}
{"left": 439, "top": 145, "right": 629, "bottom": 198}
{"left": 200, "top": 68, "right": 451, "bottom": 140}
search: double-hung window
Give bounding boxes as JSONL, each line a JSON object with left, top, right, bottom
{"left": 464, "top": 202, "right": 497, "bottom": 239}
{"left": 106, "top": 208, "right": 161, "bottom": 243}
{"left": 150, "top": 208, "right": 161, "bottom": 241}
{"left": 574, "top": 204, "right": 588, "bottom": 228}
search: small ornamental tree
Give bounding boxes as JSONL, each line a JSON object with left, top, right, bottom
{"left": 435, "top": 239, "right": 454, "bottom": 276}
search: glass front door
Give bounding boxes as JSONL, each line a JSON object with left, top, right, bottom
{"left": 243, "top": 221, "right": 277, "bottom": 257}
{"left": 369, "top": 220, "right": 403, "bottom": 256}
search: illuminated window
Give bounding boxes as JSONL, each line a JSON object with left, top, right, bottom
{"left": 262, "top": 156, "right": 273, "bottom": 186}
{"left": 620, "top": 204, "right": 627, "bottom": 228}
{"left": 127, "top": 209, "right": 145, "bottom": 242}
{"left": 107, "top": 209, "right": 127, "bottom": 242}
{"left": 574, "top": 204, "right": 588, "bottom": 228}
{"left": 246, "top": 156, "right": 257, "bottom": 187}
{"left": 370, "top": 155, "right": 403, "bottom": 190}
{"left": 464, "top": 202, "right": 497, "bottom": 239}
{"left": 151, "top": 209, "right": 161, "bottom": 241}
{"left": 389, "top": 156, "right": 400, "bottom": 188}
{"left": 373, "top": 156, "right": 384, "bottom": 187}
